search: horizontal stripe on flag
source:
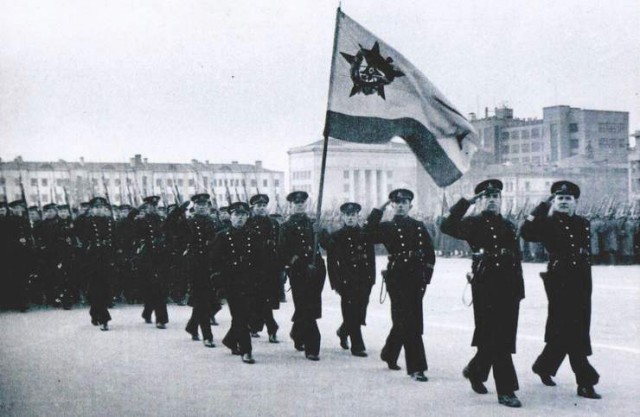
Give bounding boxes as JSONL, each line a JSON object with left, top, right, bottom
{"left": 325, "top": 110, "right": 463, "bottom": 187}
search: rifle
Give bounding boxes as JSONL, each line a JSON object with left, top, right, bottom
{"left": 171, "top": 174, "right": 182, "bottom": 204}
{"left": 0, "top": 161, "right": 8, "bottom": 202}
{"left": 101, "top": 172, "right": 111, "bottom": 206}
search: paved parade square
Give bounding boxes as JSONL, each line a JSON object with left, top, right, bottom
{"left": 1, "top": 258, "right": 638, "bottom": 417}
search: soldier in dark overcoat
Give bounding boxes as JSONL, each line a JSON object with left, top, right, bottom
{"left": 246, "top": 194, "right": 282, "bottom": 343}
{"left": 79, "top": 197, "right": 115, "bottom": 330}
{"left": 130, "top": 196, "right": 169, "bottom": 328}
{"left": 365, "top": 189, "right": 435, "bottom": 382}
{"left": 520, "top": 181, "right": 601, "bottom": 400}
{"left": 440, "top": 179, "right": 524, "bottom": 408}
{"left": 278, "top": 191, "right": 327, "bottom": 361}
{"left": 182, "top": 194, "right": 218, "bottom": 348}
{"left": 3, "top": 201, "right": 33, "bottom": 311}
{"left": 214, "top": 202, "right": 263, "bottom": 364}
{"left": 319, "top": 202, "right": 375, "bottom": 357}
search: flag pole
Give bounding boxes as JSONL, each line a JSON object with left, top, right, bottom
{"left": 313, "top": 7, "right": 342, "bottom": 264}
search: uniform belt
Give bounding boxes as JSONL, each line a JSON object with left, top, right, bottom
{"left": 388, "top": 250, "right": 424, "bottom": 262}
{"left": 473, "top": 248, "right": 514, "bottom": 260}
{"left": 347, "top": 254, "right": 368, "bottom": 263}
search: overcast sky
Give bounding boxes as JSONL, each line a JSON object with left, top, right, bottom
{"left": 1, "top": 0, "right": 638, "bottom": 172}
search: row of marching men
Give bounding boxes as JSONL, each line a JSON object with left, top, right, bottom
{"left": 0, "top": 179, "right": 601, "bottom": 408}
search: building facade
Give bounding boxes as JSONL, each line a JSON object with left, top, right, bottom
{"left": 288, "top": 139, "right": 426, "bottom": 212}
{"left": 472, "top": 105, "right": 629, "bottom": 166}
{"left": 289, "top": 105, "right": 633, "bottom": 215}
{"left": 0, "top": 154, "right": 285, "bottom": 210}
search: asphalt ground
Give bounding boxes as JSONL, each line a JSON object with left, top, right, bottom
{"left": 1, "top": 257, "right": 638, "bottom": 417}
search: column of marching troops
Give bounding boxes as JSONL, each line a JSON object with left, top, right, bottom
{"left": 0, "top": 179, "right": 605, "bottom": 408}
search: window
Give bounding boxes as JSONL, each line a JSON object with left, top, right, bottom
{"left": 387, "top": 170, "right": 393, "bottom": 179}
{"left": 188, "top": 179, "right": 195, "bottom": 187}
{"left": 92, "top": 178, "right": 98, "bottom": 186}
{"left": 250, "top": 179, "right": 256, "bottom": 187}
{"left": 532, "top": 156, "right": 541, "bottom": 164}
{"left": 521, "top": 144, "right": 530, "bottom": 153}
{"left": 167, "top": 179, "right": 173, "bottom": 186}
{"left": 31, "top": 178, "right": 38, "bottom": 186}
{"left": 570, "top": 139, "right": 579, "bottom": 149}
{"left": 274, "top": 179, "right": 279, "bottom": 187}
{"left": 0, "top": 177, "right": 4, "bottom": 186}
{"left": 511, "top": 145, "right": 519, "bottom": 153}
{"left": 522, "top": 157, "right": 530, "bottom": 163}
{"left": 619, "top": 138, "right": 628, "bottom": 148}
{"left": 41, "top": 178, "right": 47, "bottom": 186}
{"left": 501, "top": 131, "right": 509, "bottom": 140}
{"left": 525, "top": 181, "right": 530, "bottom": 191}
{"left": 521, "top": 130, "right": 530, "bottom": 139}
{"left": 202, "top": 177, "right": 208, "bottom": 186}
{"left": 177, "top": 179, "right": 184, "bottom": 186}
{"left": 156, "top": 179, "right": 162, "bottom": 187}
{"left": 569, "top": 123, "right": 579, "bottom": 133}
{"left": 550, "top": 124, "right": 557, "bottom": 137}
{"left": 531, "top": 142, "right": 542, "bottom": 152}
{"left": 142, "top": 176, "right": 147, "bottom": 186}
{"left": 511, "top": 131, "right": 520, "bottom": 140}
{"left": 103, "top": 179, "right": 109, "bottom": 186}
{"left": 501, "top": 145, "right": 510, "bottom": 154}
{"left": 343, "top": 170, "right": 350, "bottom": 179}
{"left": 343, "top": 184, "right": 350, "bottom": 192}
{"left": 531, "top": 128, "right": 540, "bottom": 138}
{"left": 115, "top": 179, "right": 121, "bottom": 186}
{"left": 263, "top": 179, "right": 268, "bottom": 187}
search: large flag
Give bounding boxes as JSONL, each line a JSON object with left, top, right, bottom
{"left": 324, "top": 9, "right": 477, "bottom": 187}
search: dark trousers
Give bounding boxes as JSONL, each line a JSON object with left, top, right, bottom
{"left": 142, "top": 283, "right": 168, "bottom": 324}
{"left": 467, "top": 348, "right": 519, "bottom": 395}
{"left": 339, "top": 297, "right": 366, "bottom": 353}
{"left": 533, "top": 343, "right": 600, "bottom": 386}
{"left": 291, "top": 318, "right": 321, "bottom": 356}
{"left": 88, "top": 274, "right": 111, "bottom": 325}
{"left": 249, "top": 297, "right": 279, "bottom": 335}
{"left": 382, "top": 285, "right": 427, "bottom": 374}
{"left": 186, "top": 303, "right": 213, "bottom": 341}
{"left": 223, "top": 295, "right": 253, "bottom": 355}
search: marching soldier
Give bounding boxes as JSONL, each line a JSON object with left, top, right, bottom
{"left": 130, "top": 196, "right": 169, "bottom": 328}
{"left": 56, "top": 204, "right": 79, "bottom": 309}
{"left": 246, "top": 194, "right": 282, "bottom": 343}
{"left": 4, "top": 201, "right": 32, "bottom": 311}
{"left": 183, "top": 194, "right": 218, "bottom": 348}
{"left": 521, "top": 181, "right": 601, "bottom": 400}
{"left": 114, "top": 204, "right": 138, "bottom": 303}
{"left": 440, "top": 179, "right": 524, "bottom": 408}
{"left": 79, "top": 197, "right": 115, "bottom": 331}
{"left": 215, "top": 202, "right": 264, "bottom": 364}
{"left": 319, "top": 202, "right": 375, "bottom": 357}
{"left": 279, "top": 191, "right": 327, "bottom": 361}
{"left": 365, "top": 189, "right": 435, "bottom": 382}
{"left": 164, "top": 203, "right": 190, "bottom": 305}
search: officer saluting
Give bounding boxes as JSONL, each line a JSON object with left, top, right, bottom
{"left": 215, "top": 202, "right": 263, "bottom": 364}
{"left": 440, "top": 179, "right": 524, "bottom": 408}
{"left": 279, "top": 191, "right": 327, "bottom": 361}
{"left": 521, "top": 181, "right": 601, "bottom": 400}
{"left": 365, "top": 189, "right": 435, "bottom": 382}
{"left": 319, "top": 202, "right": 375, "bottom": 357}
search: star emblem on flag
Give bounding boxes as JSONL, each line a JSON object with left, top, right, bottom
{"left": 340, "top": 41, "right": 404, "bottom": 99}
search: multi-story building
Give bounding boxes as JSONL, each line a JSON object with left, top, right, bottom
{"left": 288, "top": 139, "right": 422, "bottom": 212}
{"left": 629, "top": 130, "right": 640, "bottom": 204}
{"left": 0, "top": 154, "right": 285, "bottom": 210}
{"left": 289, "top": 105, "right": 632, "bottom": 215}
{"left": 472, "top": 105, "right": 629, "bottom": 165}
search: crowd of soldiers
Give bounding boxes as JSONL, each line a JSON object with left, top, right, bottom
{"left": 0, "top": 179, "right": 605, "bottom": 408}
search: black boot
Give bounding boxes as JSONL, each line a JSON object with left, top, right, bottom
{"left": 463, "top": 366, "right": 488, "bottom": 394}
{"left": 577, "top": 386, "right": 601, "bottom": 399}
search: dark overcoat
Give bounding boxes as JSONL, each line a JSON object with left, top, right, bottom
{"left": 521, "top": 202, "right": 593, "bottom": 355}
{"left": 440, "top": 199, "right": 524, "bottom": 353}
